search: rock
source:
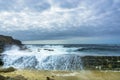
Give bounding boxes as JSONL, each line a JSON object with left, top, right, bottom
{"left": 10, "top": 75, "right": 27, "bottom": 80}
{"left": 0, "top": 35, "right": 23, "bottom": 66}
{"left": 46, "top": 77, "right": 54, "bottom": 80}
{"left": 0, "top": 58, "right": 4, "bottom": 66}
{"left": 0, "top": 35, "right": 22, "bottom": 49}
{"left": 0, "top": 75, "right": 27, "bottom": 80}
{"left": 0, "top": 75, "right": 6, "bottom": 80}
{"left": 76, "top": 47, "right": 120, "bottom": 52}
{"left": 0, "top": 67, "right": 16, "bottom": 73}
{"left": 81, "top": 56, "right": 120, "bottom": 70}
{"left": 44, "top": 49, "right": 54, "bottom": 51}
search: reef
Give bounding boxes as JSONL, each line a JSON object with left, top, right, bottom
{"left": 81, "top": 56, "right": 120, "bottom": 70}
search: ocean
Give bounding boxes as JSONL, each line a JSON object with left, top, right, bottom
{"left": 2, "top": 44, "right": 120, "bottom": 70}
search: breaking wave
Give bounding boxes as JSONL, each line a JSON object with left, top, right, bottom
{"left": 2, "top": 45, "right": 83, "bottom": 70}
{"left": 1, "top": 44, "right": 120, "bottom": 70}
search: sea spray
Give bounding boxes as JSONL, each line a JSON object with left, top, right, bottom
{"left": 2, "top": 44, "right": 120, "bottom": 70}
{"left": 2, "top": 45, "right": 83, "bottom": 70}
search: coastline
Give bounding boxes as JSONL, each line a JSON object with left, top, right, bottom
{"left": 0, "top": 35, "right": 120, "bottom": 80}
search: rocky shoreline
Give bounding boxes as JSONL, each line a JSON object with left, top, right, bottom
{"left": 0, "top": 35, "right": 26, "bottom": 79}
{"left": 0, "top": 35, "right": 23, "bottom": 66}
{"left": 81, "top": 56, "right": 120, "bottom": 70}
{"left": 0, "top": 35, "right": 22, "bottom": 52}
{"left": 0, "top": 35, "right": 120, "bottom": 80}
{"left": 0, "top": 74, "right": 27, "bottom": 80}
{"left": 0, "top": 35, "right": 120, "bottom": 70}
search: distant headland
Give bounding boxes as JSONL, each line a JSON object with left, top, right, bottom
{"left": 0, "top": 35, "right": 23, "bottom": 65}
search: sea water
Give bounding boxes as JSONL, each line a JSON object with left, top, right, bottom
{"left": 2, "top": 44, "right": 120, "bottom": 70}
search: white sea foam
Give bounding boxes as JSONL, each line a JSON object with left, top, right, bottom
{"left": 52, "top": 72, "right": 79, "bottom": 76}
{"left": 2, "top": 44, "right": 119, "bottom": 70}
{"left": 2, "top": 45, "right": 83, "bottom": 70}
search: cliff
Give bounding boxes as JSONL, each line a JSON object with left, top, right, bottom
{"left": 0, "top": 35, "right": 22, "bottom": 51}
{"left": 0, "top": 35, "right": 23, "bottom": 65}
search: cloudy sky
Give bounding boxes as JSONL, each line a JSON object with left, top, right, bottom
{"left": 0, "top": 0, "right": 120, "bottom": 44}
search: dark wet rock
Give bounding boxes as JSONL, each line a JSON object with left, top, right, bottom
{"left": 0, "top": 59, "right": 4, "bottom": 66}
{"left": 0, "top": 35, "right": 24, "bottom": 65}
{"left": 81, "top": 56, "right": 120, "bottom": 70}
{"left": 44, "top": 49, "right": 54, "bottom": 51}
{"left": 0, "top": 35, "right": 22, "bottom": 49}
{"left": 0, "top": 55, "right": 4, "bottom": 66}
{"left": 0, "top": 35, "right": 22, "bottom": 53}
{"left": 46, "top": 77, "right": 54, "bottom": 80}
{"left": 0, "top": 75, "right": 27, "bottom": 80}
{"left": 0, "top": 75, "right": 6, "bottom": 80}
{"left": 76, "top": 47, "right": 120, "bottom": 52}
{"left": 0, "top": 58, "right": 3, "bottom": 66}
{"left": 0, "top": 67, "right": 16, "bottom": 73}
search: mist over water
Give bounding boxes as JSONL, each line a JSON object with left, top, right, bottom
{"left": 1, "top": 44, "right": 120, "bottom": 70}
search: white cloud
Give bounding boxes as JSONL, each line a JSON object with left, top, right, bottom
{"left": 0, "top": 0, "right": 120, "bottom": 41}
{"left": 0, "top": 8, "right": 94, "bottom": 31}
{"left": 0, "top": 0, "right": 106, "bottom": 32}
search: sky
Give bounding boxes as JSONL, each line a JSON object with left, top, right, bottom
{"left": 0, "top": 0, "right": 120, "bottom": 44}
